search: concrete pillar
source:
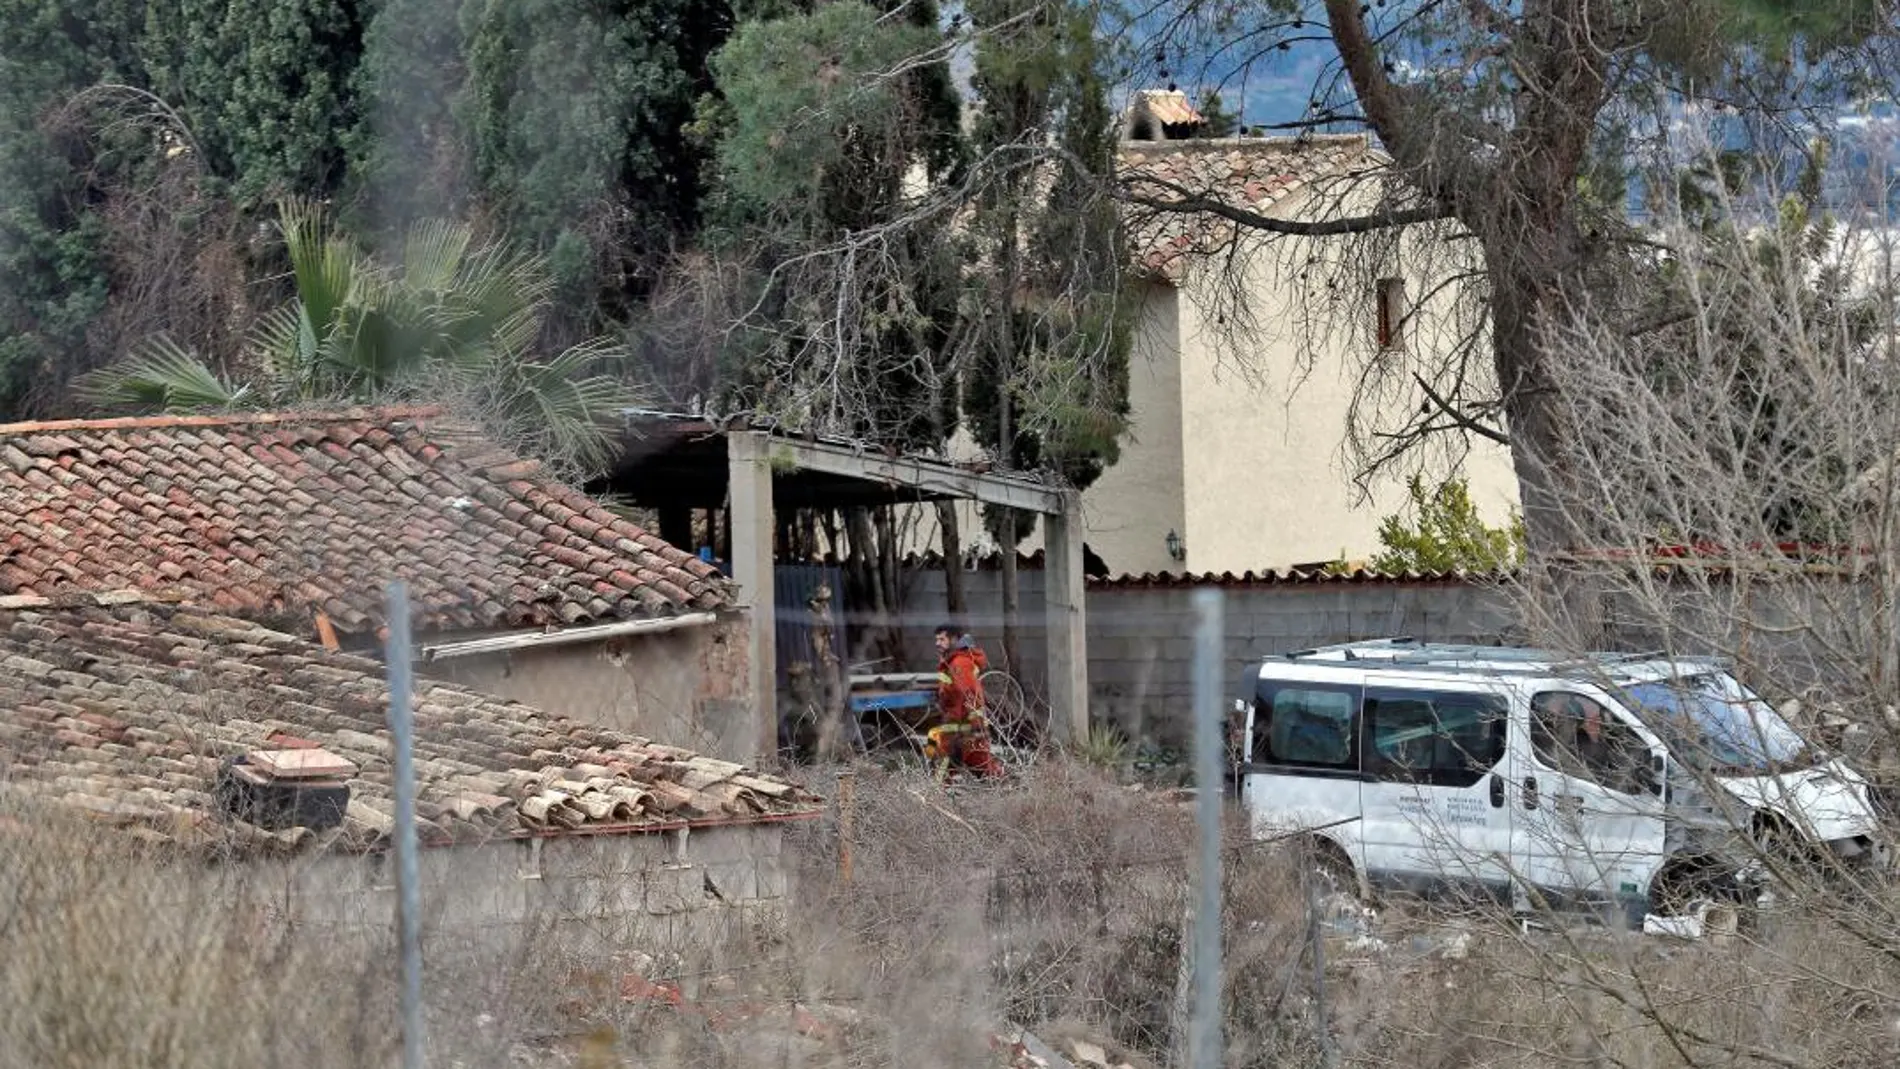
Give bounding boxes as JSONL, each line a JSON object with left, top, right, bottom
{"left": 727, "top": 431, "right": 777, "bottom": 761}
{"left": 1044, "top": 490, "right": 1089, "bottom": 744}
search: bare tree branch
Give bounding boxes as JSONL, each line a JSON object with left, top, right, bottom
{"left": 1118, "top": 176, "right": 1453, "bottom": 236}
{"left": 1413, "top": 371, "right": 1511, "bottom": 445}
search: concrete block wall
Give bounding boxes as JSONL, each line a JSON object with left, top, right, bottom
{"left": 266, "top": 824, "right": 789, "bottom": 957}
{"left": 894, "top": 568, "right": 1518, "bottom": 749}
{"left": 887, "top": 564, "right": 1890, "bottom": 749}
{"left": 1086, "top": 582, "right": 1520, "bottom": 749}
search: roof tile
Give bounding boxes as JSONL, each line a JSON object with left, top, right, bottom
{"left": 0, "top": 604, "right": 819, "bottom": 854}
{"left": 1117, "top": 134, "right": 1379, "bottom": 280}
{"left": 0, "top": 407, "right": 732, "bottom": 633}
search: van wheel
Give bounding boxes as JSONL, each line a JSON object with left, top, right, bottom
{"left": 1751, "top": 814, "right": 1815, "bottom": 884}
{"left": 1651, "top": 853, "right": 1769, "bottom": 937}
{"left": 1649, "top": 855, "right": 1715, "bottom": 916}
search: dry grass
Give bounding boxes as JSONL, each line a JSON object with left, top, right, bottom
{"left": 3, "top": 759, "right": 1899, "bottom": 1068}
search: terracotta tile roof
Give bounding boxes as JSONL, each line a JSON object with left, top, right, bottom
{"left": 0, "top": 602, "right": 819, "bottom": 854}
{"left": 0, "top": 407, "right": 731, "bottom": 634}
{"left": 1117, "top": 134, "right": 1378, "bottom": 280}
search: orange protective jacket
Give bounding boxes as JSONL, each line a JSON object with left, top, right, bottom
{"left": 936, "top": 643, "right": 988, "bottom": 724}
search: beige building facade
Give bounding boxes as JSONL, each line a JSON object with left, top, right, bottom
{"left": 924, "top": 125, "right": 1521, "bottom": 577}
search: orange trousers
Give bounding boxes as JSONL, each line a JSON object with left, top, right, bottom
{"left": 925, "top": 719, "right": 1005, "bottom": 782}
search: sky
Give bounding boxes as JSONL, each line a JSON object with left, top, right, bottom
{"left": 1110, "top": 5, "right": 1342, "bottom": 132}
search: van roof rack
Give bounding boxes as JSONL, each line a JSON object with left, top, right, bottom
{"left": 1281, "top": 639, "right": 1679, "bottom": 680}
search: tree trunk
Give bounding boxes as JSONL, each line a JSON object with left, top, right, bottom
{"left": 1317, "top": 0, "right": 1610, "bottom": 559}
{"left": 938, "top": 499, "right": 966, "bottom": 616}
{"left": 808, "top": 581, "right": 855, "bottom": 759}
{"left": 1487, "top": 247, "right": 1586, "bottom": 557}
{"left": 995, "top": 369, "right": 1022, "bottom": 677}
{"left": 821, "top": 509, "right": 842, "bottom": 565}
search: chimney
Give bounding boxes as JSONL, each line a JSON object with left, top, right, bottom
{"left": 215, "top": 747, "right": 358, "bottom": 832}
{"left": 1122, "top": 89, "right": 1208, "bottom": 142}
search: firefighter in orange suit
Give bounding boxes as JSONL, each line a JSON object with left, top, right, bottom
{"left": 925, "top": 624, "right": 1005, "bottom": 782}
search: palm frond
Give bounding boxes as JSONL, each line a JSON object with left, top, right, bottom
{"left": 245, "top": 304, "right": 317, "bottom": 401}
{"left": 335, "top": 306, "right": 414, "bottom": 393}
{"left": 401, "top": 217, "right": 474, "bottom": 297}
{"left": 476, "top": 307, "right": 543, "bottom": 366}
{"left": 490, "top": 338, "right": 640, "bottom": 475}
{"left": 73, "top": 337, "right": 247, "bottom": 412}
{"left": 277, "top": 199, "right": 356, "bottom": 340}
{"left": 451, "top": 241, "right": 554, "bottom": 341}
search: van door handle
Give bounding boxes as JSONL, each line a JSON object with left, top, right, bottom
{"left": 1488, "top": 774, "right": 1505, "bottom": 808}
{"left": 1523, "top": 776, "right": 1540, "bottom": 810}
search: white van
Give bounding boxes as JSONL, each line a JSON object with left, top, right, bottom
{"left": 1237, "top": 639, "right": 1889, "bottom": 921}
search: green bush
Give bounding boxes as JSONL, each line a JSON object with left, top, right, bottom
{"left": 1371, "top": 475, "right": 1525, "bottom": 574}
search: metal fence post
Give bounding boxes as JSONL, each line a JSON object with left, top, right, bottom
{"left": 385, "top": 581, "right": 425, "bottom": 1069}
{"left": 1189, "top": 588, "right": 1225, "bottom": 1069}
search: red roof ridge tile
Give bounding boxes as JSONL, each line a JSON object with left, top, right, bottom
{"left": 0, "top": 404, "right": 445, "bottom": 437}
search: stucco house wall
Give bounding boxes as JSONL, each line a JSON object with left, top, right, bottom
{"left": 1165, "top": 175, "right": 1520, "bottom": 572}
{"left": 1073, "top": 283, "right": 1190, "bottom": 577}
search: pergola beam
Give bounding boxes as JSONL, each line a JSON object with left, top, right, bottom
{"left": 756, "top": 436, "right": 1064, "bottom": 514}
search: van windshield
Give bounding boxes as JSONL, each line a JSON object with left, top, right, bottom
{"left": 1618, "top": 672, "right": 1811, "bottom": 774}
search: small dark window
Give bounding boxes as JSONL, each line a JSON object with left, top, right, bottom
{"left": 1531, "top": 691, "right": 1650, "bottom": 795}
{"left": 1251, "top": 683, "right": 1360, "bottom": 772}
{"left": 1364, "top": 688, "right": 1506, "bottom": 787}
{"left": 1375, "top": 277, "right": 1406, "bottom": 350}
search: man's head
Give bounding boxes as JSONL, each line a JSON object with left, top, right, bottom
{"left": 1572, "top": 695, "right": 1604, "bottom": 742}
{"left": 934, "top": 624, "right": 966, "bottom": 653}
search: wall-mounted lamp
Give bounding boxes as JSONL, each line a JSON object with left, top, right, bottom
{"left": 1165, "top": 528, "right": 1185, "bottom": 563}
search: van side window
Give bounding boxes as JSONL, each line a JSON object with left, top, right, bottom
{"left": 1252, "top": 685, "right": 1358, "bottom": 770}
{"left": 1530, "top": 691, "right": 1648, "bottom": 794}
{"left": 1364, "top": 688, "right": 1507, "bottom": 787}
